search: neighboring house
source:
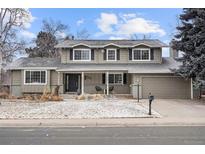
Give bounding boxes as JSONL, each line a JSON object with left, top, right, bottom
{"left": 6, "top": 39, "right": 192, "bottom": 99}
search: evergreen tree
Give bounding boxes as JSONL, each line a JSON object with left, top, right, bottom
{"left": 172, "top": 8, "right": 205, "bottom": 86}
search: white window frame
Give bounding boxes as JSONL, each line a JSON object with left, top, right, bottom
{"left": 132, "top": 48, "right": 151, "bottom": 61}
{"left": 108, "top": 73, "right": 123, "bottom": 85}
{"left": 106, "top": 48, "right": 117, "bottom": 61}
{"left": 24, "top": 70, "right": 47, "bottom": 85}
{"left": 73, "top": 48, "right": 91, "bottom": 61}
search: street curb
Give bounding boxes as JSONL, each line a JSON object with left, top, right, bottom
{"left": 1, "top": 119, "right": 205, "bottom": 127}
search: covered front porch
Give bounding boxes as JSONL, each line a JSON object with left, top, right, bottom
{"left": 56, "top": 71, "right": 131, "bottom": 96}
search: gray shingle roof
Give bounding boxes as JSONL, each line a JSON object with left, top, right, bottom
{"left": 6, "top": 57, "right": 61, "bottom": 70}
{"left": 6, "top": 57, "right": 181, "bottom": 74}
{"left": 55, "top": 39, "right": 168, "bottom": 48}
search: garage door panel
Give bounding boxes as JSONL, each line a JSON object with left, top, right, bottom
{"left": 142, "top": 77, "right": 191, "bottom": 99}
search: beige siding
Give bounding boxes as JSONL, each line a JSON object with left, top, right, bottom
{"left": 60, "top": 49, "right": 68, "bottom": 63}
{"left": 50, "top": 70, "right": 58, "bottom": 85}
{"left": 11, "top": 70, "right": 22, "bottom": 96}
{"left": 50, "top": 70, "right": 63, "bottom": 94}
{"left": 11, "top": 70, "right": 21, "bottom": 85}
{"left": 11, "top": 86, "right": 22, "bottom": 96}
{"left": 63, "top": 46, "right": 162, "bottom": 64}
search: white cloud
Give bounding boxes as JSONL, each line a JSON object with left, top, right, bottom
{"left": 76, "top": 19, "right": 84, "bottom": 26}
{"left": 120, "top": 13, "right": 137, "bottom": 22}
{"left": 96, "top": 13, "right": 118, "bottom": 34}
{"left": 95, "top": 12, "right": 166, "bottom": 38}
{"left": 56, "top": 31, "right": 67, "bottom": 39}
{"left": 22, "top": 10, "right": 37, "bottom": 29}
{"left": 109, "top": 36, "right": 129, "bottom": 40}
{"left": 20, "top": 30, "right": 36, "bottom": 39}
{"left": 118, "top": 18, "right": 166, "bottom": 36}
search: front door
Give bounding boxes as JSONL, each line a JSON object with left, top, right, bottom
{"left": 64, "top": 74, "right": 80, "bottom": 92}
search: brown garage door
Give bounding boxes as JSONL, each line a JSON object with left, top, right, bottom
{"left": 142, "top": 77, "right": 191, "bottom": 99}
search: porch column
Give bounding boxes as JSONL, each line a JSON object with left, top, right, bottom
{"left": 106, "top": 72, "right": 109, "bottom": 95}
{"left": 57, "top": 72, "right": 60, "bottom": 85}
{"left": 81, "top": 72, "right": 85, "bottom": 95}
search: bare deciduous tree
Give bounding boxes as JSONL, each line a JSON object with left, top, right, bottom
{"left": 0, "top": 8, "right": 30, "bottom": 63}
{"left": 42, "top": 18, "right": 68, "bottom": 39}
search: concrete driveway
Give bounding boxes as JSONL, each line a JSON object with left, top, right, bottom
{"left": 141, "top": 99, "right": 205, "bottom": 118}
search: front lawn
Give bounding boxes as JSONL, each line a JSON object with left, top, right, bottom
{"left": 0, "top": 98, "right": 160, "bottom": 119}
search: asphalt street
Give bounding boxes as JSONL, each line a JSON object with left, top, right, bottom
{"left": 0, "top": 126, "right": 205, "bottom": 145}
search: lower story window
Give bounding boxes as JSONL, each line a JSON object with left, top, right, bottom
{"left": 109, "top": 73, "right": 123, "bottom": 84}
{"left": 25, "top": 70, "right": 46, "bottom": 84}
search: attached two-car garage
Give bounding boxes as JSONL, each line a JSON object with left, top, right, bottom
{"left": 131, "top": 74, "right": 191, "bottom": 99}
{"left": 142, "top": 76, "right": 191, "bottom": 99}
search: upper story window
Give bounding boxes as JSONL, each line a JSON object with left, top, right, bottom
{"left": 132, "top": 48, "right": 150, "bottom": 61}
{"left": 24, "top": 70, "right": 47, "bottom": 85}
{"left": 73, "top": 49, "right": 91, "bottom": 61}
{"left": 107, "top": 49, "right": 117, "bottom": 61}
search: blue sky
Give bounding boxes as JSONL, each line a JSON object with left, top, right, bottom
{"left": 21, "top": 8, "right": 183, "bottom": 57}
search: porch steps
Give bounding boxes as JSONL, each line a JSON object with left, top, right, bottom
{"left": 60, "top": 94, "right": 77, "bottom": 99}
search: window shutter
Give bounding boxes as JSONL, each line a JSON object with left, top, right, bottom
{"left": 70, "top": 49, "right": 73, "bottom": 60}
{"left": 91, "top": 49, "right": 95, "bottom": 60}
{"left": 151, "top": 48, "right": 154, "bottom": 60}
{"left": 102, "top": 73, "right": 105, "bottom": 84}
{"left": 123, "top": 73, "right": 127, "bottom": 84}
{"left": 129, "top": 48, "right": 132, "bottom": 60}
{"left": 117, "top": 49, "right": 120, "bottom": 60}
{"left": 103, "top": 49, "right": 107, "bottom": 60}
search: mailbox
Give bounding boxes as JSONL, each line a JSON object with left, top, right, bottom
{"left": 148, "top": 95, "right": 154, "bottom": 102}
{"left": 148, "top": 93, "right": 154, "bottom": 115}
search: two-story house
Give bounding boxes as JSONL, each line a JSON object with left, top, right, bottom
{"left": 7, "top": 39, "right": 192, "bottom": 99}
